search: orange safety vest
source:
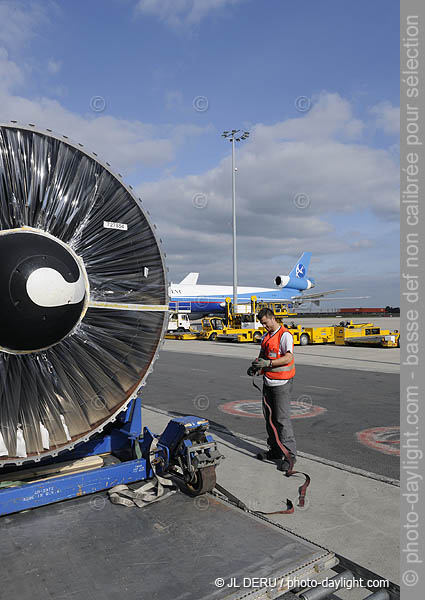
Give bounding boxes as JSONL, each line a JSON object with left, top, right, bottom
{"left": 261, "top": 326, "right": 295, "bottom": 380}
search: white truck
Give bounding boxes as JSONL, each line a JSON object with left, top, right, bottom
{"left": 167, "top": 312, "right": 191, "bottom": 332}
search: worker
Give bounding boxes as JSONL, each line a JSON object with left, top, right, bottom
{"left": 248, "top": 308, "right": 296, "bottom": 471}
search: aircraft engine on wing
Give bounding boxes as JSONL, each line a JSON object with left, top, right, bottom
{"left": 275, "top": 275, "right": 314, "bottom": 290}
{"left": 274, "top": 275, "right": 290, "bottom": 288}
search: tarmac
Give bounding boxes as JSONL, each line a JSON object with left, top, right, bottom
{"left": 143, "top": 351, "right": 399, "bottom": 479}
{"left": 148, "top": 333, "right": 400, "bottom": 592}
{"left": 162, "top": 338, "right": 400, "bottom": 374}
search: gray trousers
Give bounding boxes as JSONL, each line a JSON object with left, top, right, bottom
{"left": 262, "top": 379, "right": 296, "bottom": 458}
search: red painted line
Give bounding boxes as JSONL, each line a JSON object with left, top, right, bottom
{"left": 218, "top": 400, "right": 326, "bottom": 419}
{"left": 356, "top": 426, "right": 400, "bottom": 456}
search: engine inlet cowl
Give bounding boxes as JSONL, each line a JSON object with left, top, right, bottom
{"left": 275, "top": 275, "right": 288, "bottom": 287}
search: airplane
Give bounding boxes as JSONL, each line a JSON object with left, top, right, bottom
{"left": 168, "top": 252, "right": 360, "bottom": 314}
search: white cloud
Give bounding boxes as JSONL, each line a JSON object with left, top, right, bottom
{"left": 0, "top": 47, "right": 24, "bottom": 89}
{"left": 0, "top": 1, "right": 49, "bottom": 50}
{"left": 370, "top": 101, "right": 400, "bottom": 135}
{"left": 136, "top": 93, "right": 399, "bottom": 293}
{"left": 136, "top": 0, "right": 247, "bottom": 28}
{"left": 0, "top": 90, "right": 211, "bottom": 173}
{"left": 255, "top": 92, "right": 364, "bottom": 142}
{"left": 0, "top": 2, "right": 212, "bottom": 174}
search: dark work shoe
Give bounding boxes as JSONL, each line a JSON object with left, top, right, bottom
{"left": 256, "top": 449, "right": 283, "bottom": 461}
{"left": 278, "top": 456, "right": 297, "bottom": 472}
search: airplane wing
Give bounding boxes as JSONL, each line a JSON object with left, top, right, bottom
{"left": 298, "top": 296, "right": 370, "bottom": 302}
{"left": 290, "top": 289, "right": 345, "bottom": 301}
{"left": 179, "top": 272, "right": 199, "bottom": 285}
{"left": 289, "top": 290, "right": 369, "bottom": 306}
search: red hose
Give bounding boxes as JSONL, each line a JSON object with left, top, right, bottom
{"left": 262, "top": 393, "right": 310, "bottom": 508}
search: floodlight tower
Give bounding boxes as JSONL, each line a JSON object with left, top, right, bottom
{"left": 221, "top": 129, "right": 249, "bottom": 309}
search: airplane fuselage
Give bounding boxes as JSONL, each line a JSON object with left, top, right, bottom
{"left": 169, "top": 283, "right": 311, "bottom": 313}
{"left": 169, "top": 253, "right": 315, "bottom": 314}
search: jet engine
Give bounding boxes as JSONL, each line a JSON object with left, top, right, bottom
{"left": 0, "top": 123, "right": 168, "bottom": 465}
{"left": 275, "top": 275, "right": 314, "bottom": 290}
{"left": 275, "top": 275, "right": 289, "bottom": 288}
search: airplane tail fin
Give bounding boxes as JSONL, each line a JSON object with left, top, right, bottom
{"left": 288, "top": 252, "right": 312, "bottom": 279}
{"left": 179, "top": 273, "right": 199, "bottom": 285}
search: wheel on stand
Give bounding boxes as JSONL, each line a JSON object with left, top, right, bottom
{"left": 186, "top": 466, "right": 216, "bottom": 496}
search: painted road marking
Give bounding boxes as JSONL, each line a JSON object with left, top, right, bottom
{"left": 219, "top": 400, "right": 327, "bottom": 419}
{"left": 357, "top": 426, "right": 400, "bottom": 456}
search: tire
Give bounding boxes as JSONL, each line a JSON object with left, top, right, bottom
{"left": 186, "top": 466, "right": 216, "bottom": 496}
{"left": 253, "top": 331, "right": 262, "bottom": 343}
{"left": 209, "top": 332, "right": 217, "bottom": 341}
{"left": 300, "top": 333, "right": 309, "bottom": 346}
{"left": 177, "top": 327, "right": 185, "bottom": 332}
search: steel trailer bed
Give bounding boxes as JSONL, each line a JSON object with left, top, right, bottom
{"left": 1, "top": 488, "right": 336, "bottom": 600}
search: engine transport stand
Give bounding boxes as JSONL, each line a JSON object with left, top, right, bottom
{"left": 0, "top": 397, "right": 221, "bottom": 515}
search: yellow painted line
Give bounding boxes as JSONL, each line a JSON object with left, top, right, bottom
{"left": 89, "top": 301, "right": 169, "bottom": 312}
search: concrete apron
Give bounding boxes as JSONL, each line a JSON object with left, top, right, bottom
{"left": 142, "top": 405, "right": 400, "bottom": 587}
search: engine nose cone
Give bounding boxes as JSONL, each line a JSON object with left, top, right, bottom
{"left": 0, "top": 229, "right": 89, "bottom": 353}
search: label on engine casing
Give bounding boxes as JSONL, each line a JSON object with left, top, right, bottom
{"left": 103, "top": 221, "right": 128, "bottom": 231}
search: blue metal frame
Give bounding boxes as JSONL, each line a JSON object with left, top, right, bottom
{"left": 0, "top": 397, "right": 151, "bottom": 517}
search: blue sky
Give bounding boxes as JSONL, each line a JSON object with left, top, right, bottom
{"left": 0, "top": 0, "right": 400, "bottom": 305}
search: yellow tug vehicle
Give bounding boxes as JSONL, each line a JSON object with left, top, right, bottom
{"left": 253, "top": 299, "right": 336, "bottom": 345}
{"left": 207, "top": 297, "right": 337, "bottom": 345}
{"left": 199, "top": 299, "right": 399, "bottom": 347}
{"left": 199, "top": 317, "right": 226, "bottom": 341}
{"left": 334, "top": 320, "right": 400, "bottom": 348}
{"left": 287, "top": 323, "right": 335, "bottom": 345}
{"left": 214, "top": 300, "right": 264, "bottom": 343}
{"left": 211, "top": 297, "right": 308, "bottom": 344}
